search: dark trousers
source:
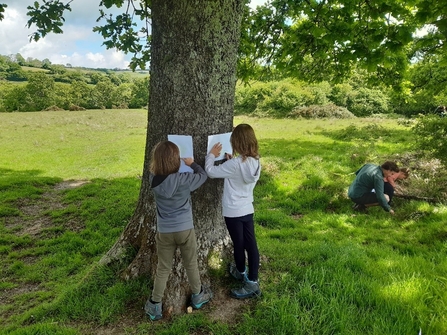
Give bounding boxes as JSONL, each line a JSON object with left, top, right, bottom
{"left": 225, "top": 213, "right": 260, "bottom": 282}
{"left": 384, "top": 182, "right": 395, "bottom": 202}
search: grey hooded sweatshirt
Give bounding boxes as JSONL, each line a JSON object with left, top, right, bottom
{"left": 150, "top": 162, "right": 207, "bottom": 233}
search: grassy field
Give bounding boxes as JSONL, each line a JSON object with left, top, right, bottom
{"left": 0, "top": 110, "right": 446, "bottom": 334}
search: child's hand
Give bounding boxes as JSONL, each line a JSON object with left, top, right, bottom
{"left": 182, "top": 158, "right": 194, "bottom": 166}
{"left": 209, "top": 143, "right": 222, "bottom": 157}
{"left": 225, "top": 152, "right": 233, "bottom": 160}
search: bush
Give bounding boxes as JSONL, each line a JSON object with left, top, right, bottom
{"left": 389, "top": 89, "right": 436, "bottom": 116}
{"left": 69, "top": 104, "right": 86, "bottom": 111}
{"left": 329, "top": 83, "right": 353, "bottom": 107}
{"left": 44, "top": 105, "right": 65, "bottom": 111}
{"left": 235, "top": 79, "right": 331, "bottom": 118}
{"left": 234, "top": 82, "right": 274, "bottom": 115}
{"left": 290, "top": 104, "right": 355, "bottom": 119}
{"left": 412, "top": 114, "right": 447, "bottom": 164}
{"left": 256, "top": 82, "right": 314, "bottom": 117}
{"left": 347, "top": 87, "right": 390, "bottom": 116}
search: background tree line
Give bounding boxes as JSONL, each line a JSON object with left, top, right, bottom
{"left": 0, "top": 54, "right": 149, "bottom": 112}
{"left": 1, "top": 53, "right": 446, "bottom": 116}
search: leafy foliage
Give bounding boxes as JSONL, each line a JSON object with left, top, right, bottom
{"left": 412, "top": 114, "right": 447, "bottom": 164}
{"left": 0, "top": 3, "right": 6, "bottom": 21}
{"left": 392, "top": 54, "right": 447, "bottom": 115}
{"left": 235, "top": 79, "right": 331, "bottom": 117}
{"left": 93, "top": 0, "right": 151, "bottom": 71}
{"left": 234, "top": 79, "right": 392, "bottom": 118}
{"left": 347, "top": 87, "right": 391, "bottom": 116}
{"left": 0, "top": 65, "right": 149, "bottom": 112}
{"left": 240, "top": 0, "right": 417, "bottom": 84}
{"left": 25, "top": 0, "right": 72, "bottom": 42}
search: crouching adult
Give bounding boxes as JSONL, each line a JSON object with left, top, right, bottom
{"left": 348, "top": 161, "right": 399, "bottom": 214}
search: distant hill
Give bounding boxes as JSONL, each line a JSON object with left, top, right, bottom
{"left": 0, "top": 54, "right": 149, "bottom": 84}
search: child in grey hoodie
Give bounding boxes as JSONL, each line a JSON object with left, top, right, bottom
{"left": 145, "top": 140, "right": 212, "bottom": 321}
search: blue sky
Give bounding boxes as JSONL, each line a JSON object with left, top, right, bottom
{"left": 0, "top": 0, "right": 266, "bottom": 69}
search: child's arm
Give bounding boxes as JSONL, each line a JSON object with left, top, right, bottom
{"left": 205, "top": 143, "right": 237, "bottom": 178}
{"left": 182, "top": 158, "right": 208, "bottom": 191}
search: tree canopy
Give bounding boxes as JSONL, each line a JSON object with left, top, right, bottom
{"left": 239, "top": 0, "right": 447, "bottom": 85}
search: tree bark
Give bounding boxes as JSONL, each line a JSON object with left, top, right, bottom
{"left": 100, "top": 0, "right": 245, "bottom": 316}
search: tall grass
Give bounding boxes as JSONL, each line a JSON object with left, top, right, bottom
{"left": 1, "top": 110, "right": 446, "bottom": 334}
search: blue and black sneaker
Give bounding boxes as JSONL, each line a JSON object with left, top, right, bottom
{"left": 144, "top": 300, "right": 162, "bottom": 321}
{"left": 230, "top": 277, "right": 261, "bottom": 299}
{"left": 229, "top": 263, "right": 246, "bottom": 281}
{"left": 191, "top": 286, "right": 213, "bottom": 309}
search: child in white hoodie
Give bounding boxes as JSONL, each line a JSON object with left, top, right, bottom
{"left": 205, "top": 124, "right": 261, "bottom": 299}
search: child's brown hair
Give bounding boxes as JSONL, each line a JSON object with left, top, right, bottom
{"left": 150, "top": 141, "right": 180, "bottom": 175}
{"left": 230, "top": 124, "right": 259, "bottom": 161}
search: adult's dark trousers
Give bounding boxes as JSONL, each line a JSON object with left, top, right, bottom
{"left": 224, "top": 213, "right": 259, "bottom": 282}
{"left": 384, "top": 182, "right": 395, "bottom": 202}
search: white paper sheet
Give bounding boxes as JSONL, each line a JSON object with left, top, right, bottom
{"left": 168, "top": 135, "right": 194, "bottom": 173}
{"left": 207, "top": 132, "right": 232, "bottom": 161}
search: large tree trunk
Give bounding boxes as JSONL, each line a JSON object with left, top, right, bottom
{"left": 100, "top": 0, "right": 245, "bottom": 316}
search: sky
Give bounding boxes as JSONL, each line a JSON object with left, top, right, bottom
{"left": 0, "top": 0, "right": 266, "bottom": 70}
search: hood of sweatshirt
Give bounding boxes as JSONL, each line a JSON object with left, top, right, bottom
{"left": 239, "top": 156, "right": 261, "bottom": 184}
{"left": 150, "top": 174, "right": 179, "bottom": 198}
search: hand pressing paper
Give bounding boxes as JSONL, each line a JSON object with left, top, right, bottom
{"left": 207, "top": 132, "right": 232, "bottom": 161}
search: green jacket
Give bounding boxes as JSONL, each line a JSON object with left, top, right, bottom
{"left": 348, "top": 164, "right": 391, "bottom": 211}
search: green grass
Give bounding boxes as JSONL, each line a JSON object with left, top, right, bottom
{"left": 0, "top": 111, "right": 446, "bottom": 334}
{"left": 0, "top": 109, "right": 146, "bottom": 179}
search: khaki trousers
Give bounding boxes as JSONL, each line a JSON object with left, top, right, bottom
{"left": 151, "top": 228, "right": 201, "bottom": 302}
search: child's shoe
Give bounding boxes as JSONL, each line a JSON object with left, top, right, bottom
{"left": 191, "top": 286, "right": 213, "bottom": 309}
{"left": 230, "top": 276, "right": 261, "bottom": 299}
{"left": 144, "top": 299, "right": 162, "bottom": 321}
{"left": 229, "top": 263, "right": 246, "bottom": 281}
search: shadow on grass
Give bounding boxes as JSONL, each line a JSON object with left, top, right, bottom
{"left": 319, "top": 123, "right": 412, "bottom": 143}
{"left": 0, "top": 168, "right": 148, "bottom": 333}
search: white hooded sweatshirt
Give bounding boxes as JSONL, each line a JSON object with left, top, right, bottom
{"left": 205, "top": 154, "right": 261, "bottom": 218}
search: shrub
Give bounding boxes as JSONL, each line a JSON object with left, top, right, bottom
{"left": 234, "top": 82, "right": 274, "bottom": 115}
{"left": 256, "top": 82, "right": 314, "bottom": 117}
{"left": 329, "top": 83, "right": 353, "bottom": 107}
{"left": 290, "top": 104, "right": 355, "bottom": 119}
{"left": 412, "top": 114, "right": 447, "bottom": 164}
{"left": 308, "top": 81, "right": 332, "bottom": 105}
{"left": 44, "top": 105, "right": 65, "bottom": 111}
{"left": 69, "top": 104, "right": 86, "bottom": 111}
{"left": 390, "top": 89, "right": 436, "bottom": 116}
{"left": 235, "top": 80, "right": 331, "bottom": 118}
{"left": 347, "top": 87, "right": 390, "bottom": 116}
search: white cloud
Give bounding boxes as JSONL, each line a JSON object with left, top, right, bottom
{"left": 1, "top": 0, "right": 265, "bottom": 69}
{"left": 0, "top": 0, "right": 131, "bottom": 69}
{"left": 249, "top": 0, "right": 268, "bottom": 9}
